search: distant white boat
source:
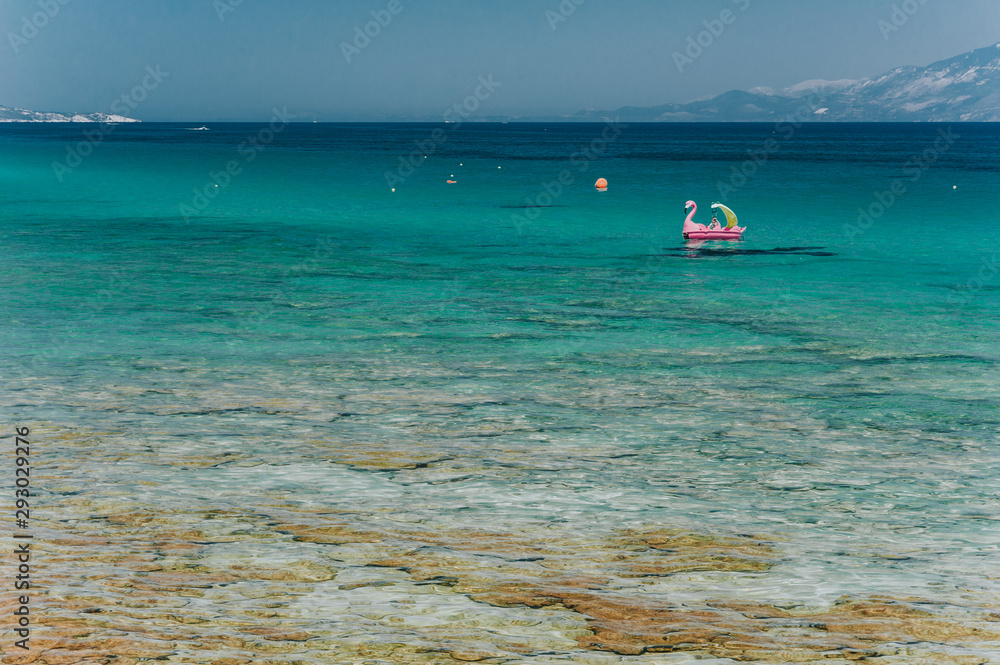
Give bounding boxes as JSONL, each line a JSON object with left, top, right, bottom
{"left": 186, "top": 126, "right": 210, "bottom": 131}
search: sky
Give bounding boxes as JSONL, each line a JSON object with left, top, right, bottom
{"left": 1, "top": 0, "right": 998, "bottom": 121}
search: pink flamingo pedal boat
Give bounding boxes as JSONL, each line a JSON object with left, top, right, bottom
{"left": 683, "top": 200, "right": 746, "bottom": 241}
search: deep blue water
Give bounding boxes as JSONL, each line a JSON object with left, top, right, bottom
{"left": 1, "top": 122, "right": 998, "bottom": 661}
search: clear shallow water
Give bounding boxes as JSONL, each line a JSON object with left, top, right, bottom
{"left": 1, "top": 123, "right": 999, "bottom": 663}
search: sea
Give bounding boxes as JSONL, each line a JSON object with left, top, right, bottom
{"left": 0, "top": 122, "right": 998, "bottom": 664}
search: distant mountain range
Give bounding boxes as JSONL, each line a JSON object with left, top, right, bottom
{"left": 573, "top": 42, "right": 1000, "bottom": 122}
{"left": 0, "top": 106, "right": 139, "bottom": 123}
{"left": 5, "top": 41, "right": 999, "bottom": 124}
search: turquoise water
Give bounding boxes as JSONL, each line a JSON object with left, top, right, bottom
{"left": 1, "top": 123, "right": 999, "bottom": 662}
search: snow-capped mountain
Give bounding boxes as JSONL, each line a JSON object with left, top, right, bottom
{"left": 0, "top": 106, "right": 139, "bottom": 123}
{"left": 748, "top": 79, "right": 860, "bottom": 99}
{"left": 834, "top": 42, "right": 1000, "bottom": 121}
{"left": 577, "top": 42, "right": 1000, "bottom": 122}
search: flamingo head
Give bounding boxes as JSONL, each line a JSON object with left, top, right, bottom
{"left": 684, "top": 200, "right": 696, "bottom": 213}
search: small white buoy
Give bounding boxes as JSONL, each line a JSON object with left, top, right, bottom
{"left": 391, "top": 188, "right": 396, "bottom": 192}
{"left": 953, "top": 185, "right": 958, "bottom": 189}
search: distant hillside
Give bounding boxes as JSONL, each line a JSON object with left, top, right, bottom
{"left": 575, "top": 42, "right": 1000, "bottom": 122}
{"left": 0, "top": 106, "right": 139, "bottom": 123}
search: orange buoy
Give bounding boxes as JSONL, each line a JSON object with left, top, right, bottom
{"left": 447, "top": 180, "right": 457, "bottom": 184}
{"left": 595, "top": 178, "right": 608, "bottom": 191}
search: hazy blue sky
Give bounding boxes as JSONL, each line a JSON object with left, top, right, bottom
{"left": 2, "top": 0, "right": 998, "bottom": 120}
